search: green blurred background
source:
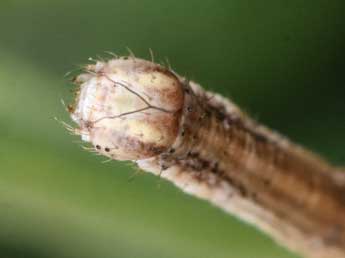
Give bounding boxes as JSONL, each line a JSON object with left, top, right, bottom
{"left": 0, "top": 1, "right": 344, "bottom": 258}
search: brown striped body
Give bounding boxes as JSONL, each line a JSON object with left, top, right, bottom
{"left": 139, "top": 80, "right": 345, "bottom": 258}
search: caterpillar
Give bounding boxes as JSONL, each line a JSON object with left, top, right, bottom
{"left": 68, "top": 56, "right": 345, "bottom": 258}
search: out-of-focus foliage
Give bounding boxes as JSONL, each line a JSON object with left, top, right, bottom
{"left": 0, "top": 1, "right": 344, "bottom": 258}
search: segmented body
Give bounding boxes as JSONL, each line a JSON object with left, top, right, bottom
{"left": 70, "top": 57, "right": 345, "bottom": 258}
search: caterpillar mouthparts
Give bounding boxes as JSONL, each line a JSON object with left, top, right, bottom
{"left": 70, "top": 57, "right": 184, "bottom": 160}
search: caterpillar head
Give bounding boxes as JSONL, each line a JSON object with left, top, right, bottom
{"left": 69, "top": 57, "right": 184, "bottom": 160}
